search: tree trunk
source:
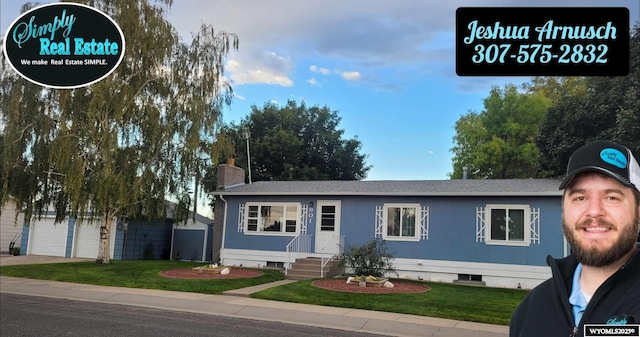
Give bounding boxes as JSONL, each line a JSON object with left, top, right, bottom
{"left": 96, "top": 216, "right": 113, "bottom": 264}
{"left": 212, "top": 198, "right": 224, "bottom": 264}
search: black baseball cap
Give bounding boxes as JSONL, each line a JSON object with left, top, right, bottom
{"left": 559, "top": 140, "right": 640, "bottom": 191}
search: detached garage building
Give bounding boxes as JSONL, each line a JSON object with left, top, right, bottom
{"left": 171, "top": 213, "right": 214, "bottom": 262}
{"left": 18, "top": 208, "right": 213, "bottom": 262}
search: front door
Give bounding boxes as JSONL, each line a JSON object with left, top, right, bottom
{"left": 314, "top": 200, "right": 341, "bottom": 256}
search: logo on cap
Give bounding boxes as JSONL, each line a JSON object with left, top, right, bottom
{"left": 600, "top": 148, "right": 628, "bottom": 169}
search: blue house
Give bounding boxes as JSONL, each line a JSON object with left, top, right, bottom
{"left": 212, "top": 163, "right": 567, "bottom": 289}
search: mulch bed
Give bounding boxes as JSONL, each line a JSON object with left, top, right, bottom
{"left": 312, "top": 279, "right": 431, "bottom": 293}
{"left": 159, "top": 268, "right": 263, "bottom": 279}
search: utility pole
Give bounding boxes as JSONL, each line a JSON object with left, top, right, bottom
{"left": 242, "top": 127, "right": 252, "bottom": 184}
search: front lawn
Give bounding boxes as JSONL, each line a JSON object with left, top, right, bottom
{"left": 0, "top": 260, "right": 284, "bottom": 294}
{"left": 0, "top": 261, "right": 527, "bottom": 325}
{"left": 252, "top": 278, "right": 527, "bottom": 325}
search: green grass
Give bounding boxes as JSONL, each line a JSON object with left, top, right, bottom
{"left": 0, "top": 261, "right": 528, "bottom": 325}
{"left": 0, "top": 260, "right": 284, "bottom": 294}
{"left": 251, "top": 279, "right": 527, "bottom": 325}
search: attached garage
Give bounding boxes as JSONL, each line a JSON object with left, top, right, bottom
{"left": 73, "top": 220, "right": 100, "bottom": 258}
{"left": 28, "top": 217, "right": 69, "bottom": 257}
{"left": 1, "top": 200, "right": 23, "bottom": 254}
{"left": 72, "top": 219, "right": 116, "bottom": 259}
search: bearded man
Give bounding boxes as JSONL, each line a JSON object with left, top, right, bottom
{"left": 510, "top": 140, "right": 640, "bottom": 337}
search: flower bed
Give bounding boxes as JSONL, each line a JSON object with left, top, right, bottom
{"left": 313, "top": 279, "right": 430, "bottom": 293}
{"left": 347, "top": 276, "right": 389, "bottom": 287}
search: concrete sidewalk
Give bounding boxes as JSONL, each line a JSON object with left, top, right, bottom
{"left": 0, "top": 256, "right": 509, "bottom": 337}
{"left": 0, "top": 254, "right": 93, "bottom": 266}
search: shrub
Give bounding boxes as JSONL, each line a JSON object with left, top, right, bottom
{"left": 342, "top": 239, "right": 395, "bottom": 277}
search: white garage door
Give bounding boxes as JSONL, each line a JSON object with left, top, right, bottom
{"left": 74, "top": 221, "right": 100, "bottom": 258}
{"left": 73, "top": 220, "right": 116, "bottom": 259}
{"left": 29, "top": 218, "right": 68, "bottom": 257}
{"left": 1, "top": 202, "right": 23, "bottom": 253}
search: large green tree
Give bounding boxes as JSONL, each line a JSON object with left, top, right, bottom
{"left": 204, "top": 100, "right": 370, "bottom": 188}
{"left": 0, "top": 0, "right": 238, "bottom": 263}
{"left": 536, "top": 24, "right": 640, "bottom": 177}
{"left": 450, "top": 84, "right": 550, "bottom": 179}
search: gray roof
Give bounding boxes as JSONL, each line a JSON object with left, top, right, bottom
{"left": 164, "top": 200, "right": 213, "bottom": 224}
{"left": 212, "top": 179, "right": 564, "bottom": 197}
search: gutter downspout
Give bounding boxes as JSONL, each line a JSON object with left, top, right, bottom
{"left": 218, "top": 194, "right": 228, "bottom": 265}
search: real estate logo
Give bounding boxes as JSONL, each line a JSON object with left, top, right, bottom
{"left": 2, "top": 2, "right": 125, "bottom": 89}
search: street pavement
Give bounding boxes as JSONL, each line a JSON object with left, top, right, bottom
{"left": 0, "top": 255, "right": 509, "bottom": 337}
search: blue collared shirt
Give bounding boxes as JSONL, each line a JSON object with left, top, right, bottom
{"left": 569, "top": 263, "right": 590, "bottom": 326}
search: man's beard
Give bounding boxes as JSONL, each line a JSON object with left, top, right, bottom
{"left": 562, "top": 215, "right": 639, "bottom": 267}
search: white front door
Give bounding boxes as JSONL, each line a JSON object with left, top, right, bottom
{"left": 314, "top": 200, "right": 341, "bottom": 256}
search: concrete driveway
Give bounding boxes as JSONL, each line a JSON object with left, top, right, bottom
{"left": 0, "top": 254, "right": 92, "bottom": 267}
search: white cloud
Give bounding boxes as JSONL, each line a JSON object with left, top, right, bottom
{"left": 226, "top": 57, "right": 294, "bottom": 87}
{"left": 166, "top": 0, "right": 638, "bottom": 90}
{"left": 427, "top": 150, "right": 434, "bottom": 155}
{"left": 310, "top": 65, "right": 331, "bottom": 75}
{"left": 307, "top": 77, "right": 318, "bottom": 85}
{"left": 235, "top": 93, "right": 246, "bottom": 100}
{"left": 340, "top": 71, "right": 361, "bottom": 81}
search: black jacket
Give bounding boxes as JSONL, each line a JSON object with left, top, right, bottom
{"left": 510, "top": 244, "right": 640, "bottom": 337}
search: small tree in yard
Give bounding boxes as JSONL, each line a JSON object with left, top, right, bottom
{"left": 342, "top": 239, "right": 395, "bottom": 277}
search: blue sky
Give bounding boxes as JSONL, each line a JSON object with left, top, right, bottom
{"left": 2, "top": 0, "right": 639, "bottom": 182}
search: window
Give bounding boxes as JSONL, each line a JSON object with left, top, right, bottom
{"left": 454, "top": 274, "right": 485, "bottom": 286}
{"left": 320, "top": 205, "right": 336, "bottom": 232}
{"left": 485, "top": 204, "right": 529, "bottom": 245}
{"left": 458, "top": 274, "right": 483, "bottom": 282}
{"left": 383, "top": 204, "right": 419, "bottom": 241}
{"left": 266, "top": 261, "right": 285, "bottom": 269}
{"left": 245, "top": 203, "right": 299, "bottom": 235}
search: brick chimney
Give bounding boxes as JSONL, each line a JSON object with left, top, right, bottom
{"left": 216, "top": 160, "right": 245, "bottom": 190}
{"left": 212, "top": 161, "right": 245, "bottom": 263}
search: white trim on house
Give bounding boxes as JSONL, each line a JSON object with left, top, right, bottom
{"left": 378, "top": 203, "right": 429, "bottom": 242}
{"left": 222, "top": 248, "right": 289, "bottom": 268}
{"left": 314, "top": 200, "right": 341, "bottom": 256}
{"left": 382, "top": 203, "right": 421, "bottom": 242}
{"left": 476, "top": 204, "right": 541, "bottom": 247}
{"left": 392, "top": 257, "right": 550, "bottom": 289}
{"left": 241, "top": 202, "right": 302, "bottom": 236}
{"left": 485, "top": 204, "right": 531, "bottom": 247}
{"left": 221, "top": 248, "right": 551, "bottom": 289}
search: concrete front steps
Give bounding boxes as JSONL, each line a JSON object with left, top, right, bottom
{"left": 285, "top": 257, "right": 343, "bottom": 280}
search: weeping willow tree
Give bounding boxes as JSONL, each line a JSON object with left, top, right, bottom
{"left": 0, "top": 0, "right": 238, "bottom": 263}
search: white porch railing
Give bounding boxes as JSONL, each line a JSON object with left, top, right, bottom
{"left": 285, "top": 234, "right": 312, "bottom": 273}
{"left": 320, "top": 235, "right": 345, "bottom": 278}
